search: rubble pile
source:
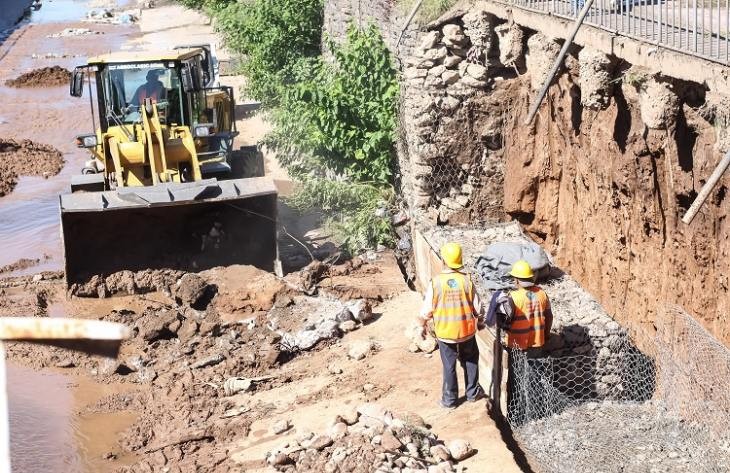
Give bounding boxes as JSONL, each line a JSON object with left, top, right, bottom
{"left": 266, "top": 403, "right": 473, "bottom": 473}
{"left": 4, "top": 65, "right": 71, "bottom": 88}
{"left": 0, "top": 138, "right": 64, "bottom": 197}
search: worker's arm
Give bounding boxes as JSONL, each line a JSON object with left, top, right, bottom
{"left": 544, "top": 298, "right": 553, "bottom": 339}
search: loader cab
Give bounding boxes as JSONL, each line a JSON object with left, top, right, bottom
{"left": 70, "top": 48, "right": 238, "bottom": 184}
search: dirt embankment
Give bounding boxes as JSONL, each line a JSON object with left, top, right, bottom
{"left": 5, "top": 66, "right": 72, "bottom": 88}
{"left": 500, "top": 71, "right": 730, "bottom": 346}
{"left": 0, "top": 138, "right": 64, "bottom": 196}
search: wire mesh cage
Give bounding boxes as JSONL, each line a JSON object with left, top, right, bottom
{"left": 506, "top": 307, "right": 730, "bottom": 473}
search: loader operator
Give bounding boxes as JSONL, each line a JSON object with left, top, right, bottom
{"left": 131, "top": 70, "right": 167, "bottom": 106}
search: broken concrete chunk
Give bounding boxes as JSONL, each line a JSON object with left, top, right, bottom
{"left": 447, "top": 439, "right": 473, "bottom": 461}
{"left": 338, "top": 320, "right": 357, "bottom": 333}
{"left": 430, "top": 444, "right": 452, "bottom": 461}
{"left": 347, "top": 299, "right": 373, "bottom": 322}
{"left": 428, "top": 65, "right": 447, "bottom": 78}
{"left": 465, "top": 63, "right": 488, "bottom": 81}
{"left": 348, "top": 340, "right": 375, "bottom": 360}
{"left": 404, "top": 67, "right": 428, "bottom": 79}
{"left": 328, "top": 422, "right": 348, "bottom": 440}
{"left": 308, "top": 434, "right": 334, "bottom": 451}
{"left": 416, "top": 336, "right": 438, "bottom": 353}
{"left": 271, "top": 419, "right": 292, "bottom": 435}
{"left": 381, "top": 429, "right": 403, "bottom": 450}
{"left": 267, "top": 452, "right": 292, "bottom": 466}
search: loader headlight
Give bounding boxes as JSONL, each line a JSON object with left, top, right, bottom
{"left": 193, "top": 123, "right": 214, "bottom": 138}
{"left": 75, "top": 134, "right": 98, "bottom": 148}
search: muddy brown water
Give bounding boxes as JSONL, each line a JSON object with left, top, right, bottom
{"left": 1, "top": 1, "right": 137, "bottom": 471}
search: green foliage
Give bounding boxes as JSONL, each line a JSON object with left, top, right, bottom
{"left": 214, "top": 0, "right": 323, "bottom": 106}
{"left": 267, "top": 25, "right": 399, "bottom": 185}
{"left": 287, "top": 178, "right": 396, "bottom": 253}
{"left": 176, "top": 0, "right": 235, "bottom": 11}
{"left": 175, "top": 0, "right": 399, "bottom": 251}
{"left": 396, "top": 0, "right": 458, "bottom": 22}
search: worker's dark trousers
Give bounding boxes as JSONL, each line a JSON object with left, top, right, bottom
{"left": 437, "top": 337, "right": 483, "bottom": 407}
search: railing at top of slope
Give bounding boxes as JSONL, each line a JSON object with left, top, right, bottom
{"left": 497, "top": 0, "right": 730, "bottom": 65}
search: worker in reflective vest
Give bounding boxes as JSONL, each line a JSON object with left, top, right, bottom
{"left": 418, "top": 242, "right": 486, "bottom": 409}
{"left": 486, "top": 259, "right": 553, "bottom": 424}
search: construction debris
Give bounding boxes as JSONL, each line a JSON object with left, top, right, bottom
{"left": 265, "top": 403, "right": 471, "bottom": 472}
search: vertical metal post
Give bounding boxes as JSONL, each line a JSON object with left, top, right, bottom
{"left": 660, "top": 0, "right": 664, "bottom": 43}
{"left": 0, "top": 342, "right": 10, "bottom": 473}
{"left": 524, "top": 0, "right": 597, "bottom": 125}
{"left": 692, "top": 0, "right": 697, "bottom": 52}
{"left": 725, "top": 0, "right": 728, "bottom": 62}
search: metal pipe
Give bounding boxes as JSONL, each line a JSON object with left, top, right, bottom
{"left": 396, "top": 0, "right": 423, "bottom": 50}
{"left": 682, "top": 150, "right": 730, "bottom": 224}
{"left": 524, "top": 0, "right": 597, "bottom": 125}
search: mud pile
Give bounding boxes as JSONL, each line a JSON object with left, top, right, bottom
{"left": 266, "top": 403, "right": 472, "bottom": 472}
{"left": 0, "top": 138, "right": 64, "bottom": 196}
{"left": 5, "top": 66, "right": 72, "bottom": 88}
{"left": 0, "top": 255, "right": 49, "bottom": 274}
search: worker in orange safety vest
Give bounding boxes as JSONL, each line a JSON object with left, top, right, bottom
{"left": 486, "top": 259, "right": 553, "bottom": 424}
{"left": 418, "top": 242, "right": 486, "bottom": 409}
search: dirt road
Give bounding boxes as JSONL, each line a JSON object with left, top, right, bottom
{"left": 0, "top": 2, "right": 524, "bottom": 472}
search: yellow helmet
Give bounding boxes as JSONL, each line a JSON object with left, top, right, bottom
{"left": 510, "top": 260, "right": 534, "bottom": 279}
{"left": 440, "top": 242, "right": 463, "bottom": 269}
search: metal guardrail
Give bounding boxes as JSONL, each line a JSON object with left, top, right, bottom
{"left": 501, "top": 0, "right": 730, "bottom": 65}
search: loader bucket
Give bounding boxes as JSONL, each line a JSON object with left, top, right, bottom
{"left": 60, "top": 177, "right": 278, "bottom": 288}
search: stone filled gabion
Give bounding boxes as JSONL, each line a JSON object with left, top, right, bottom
{"left": 525, "top": 32, "right": 561, "bottom": 91}
{"left": 515, "top": 401, "right": 730, "bottom": 473}
{"left": 402, "top": 18, "right": 495, "bottom": 211}
{"left": 578, "top": 48, "right": 616, "bottom": 110}
{"left": 461, "top": 10, "right": 494, "bottom": 59}
{"left": 639, "top": 78, "right": 679, "bottom": 129}
{"left": 494, "top": 22, "right": 524, "bottom": 67}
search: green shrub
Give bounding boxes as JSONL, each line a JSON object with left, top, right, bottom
{"left": 287, "top": 178, "right": 396, "bottom": 253}
{"left": 396, "top": 0, "right": 458, "bottom": 22}
{"left": 267, "top": 25, "right": 399, "bottom": 185}
{"left": 214, "top": 0, "right": 323, "bottom": 106}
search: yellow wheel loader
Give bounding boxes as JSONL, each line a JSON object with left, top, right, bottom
{"left": 62, "top": 47, "right": 279, "bottom": 287}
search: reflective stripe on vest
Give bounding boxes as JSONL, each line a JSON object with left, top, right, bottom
{"left": 508, "top": 287, "right": 549, "bottom": 349}
{"left": 431, "top": 272, "right": 476, "bottom": 341}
